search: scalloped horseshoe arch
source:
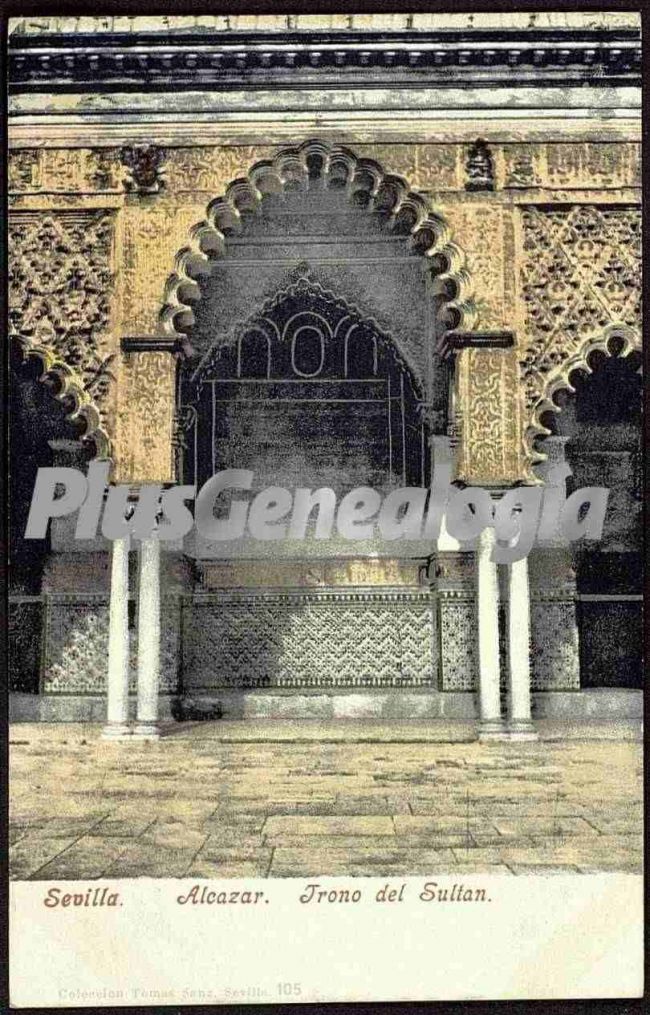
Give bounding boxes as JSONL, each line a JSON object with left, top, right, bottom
{"left": 160, "top": 140, "right": 477, "bottom": 343}
{"left": 12, "top": 335, "right": 110, "bottom": 459}
{"left": 528, "top": 323, "right": 642, "bottom": 464}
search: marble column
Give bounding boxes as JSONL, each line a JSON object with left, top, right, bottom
{"left": 101, "top": 535, "right": 131, "bottom": 740}
{"left": 476, "top": 525, "right": 506, "bottom": 739}
{"left": 507, "top": 556, "right": 538, "bottom": 739}
{"left": 133, "top": 537, "right": 162, "bottom": 739}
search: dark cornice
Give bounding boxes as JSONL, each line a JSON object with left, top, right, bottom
{"left": 8, "top": 27, "right": 641, "bottom": 92}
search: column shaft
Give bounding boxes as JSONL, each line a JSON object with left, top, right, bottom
{"left": 134, "top": 537, "right": 161, "bottom": 739}
{"left": 476, "top": 525, "right": 504, "bottom": 738}
{"left": 102, "top": 536, "right": 131, "bottom": 739}
{"left": 507, "top": 556, "right": 538, "bottom": 739}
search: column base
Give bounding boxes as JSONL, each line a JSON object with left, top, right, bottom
{"left": 101, "top": 722, "right": 132, "bottom": 741}
{"left": 507, "top": 721, "right": 539, "bottom": 741}
{"left": 131, "top": 721, "right": 161, "bottom": 740}
{"left": 477, "top": 720, "right": 509, "bottom": 742}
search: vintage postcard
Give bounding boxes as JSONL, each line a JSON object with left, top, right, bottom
{"left": 7, "top": 7, "right": 643, "bottom": 1006}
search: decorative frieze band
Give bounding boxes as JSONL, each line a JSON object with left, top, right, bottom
{"left": 190, "top": 589, "right": 434, "bottom": 606}
{"left": 8, "top": 143, "right": 641, "bottom": 195}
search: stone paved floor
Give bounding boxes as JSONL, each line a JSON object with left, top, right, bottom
{"left": 9, "top": 720, "right": 643, "bottom": 880}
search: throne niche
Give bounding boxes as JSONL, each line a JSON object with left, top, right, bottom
{"left": 174, "top": 181, "right": 453, "bottom": 699}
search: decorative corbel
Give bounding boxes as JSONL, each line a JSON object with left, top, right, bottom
{"left": 120, "top": 336, "right": 192, "bottom": 357}
{"left": 437, "top": 329, "right": 515, "bottom": 359}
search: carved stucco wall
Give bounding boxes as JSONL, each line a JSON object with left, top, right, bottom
{"left": 8, "top": 140, "right": 641, "bottom": 486}
{"left": 517, "top": 204, "right": 642, "bottom": 470}
{"left": 7, "top": 209, "right": 117, "bottom": 456}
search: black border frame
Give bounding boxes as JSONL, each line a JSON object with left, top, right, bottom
{"left": 1, "top": 1, "right": 647, "bottom": 1013}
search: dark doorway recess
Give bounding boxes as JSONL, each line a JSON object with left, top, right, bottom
{"left": 541, "top": 345, "right": 642, "bottom": 689}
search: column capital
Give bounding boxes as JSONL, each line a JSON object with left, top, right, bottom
{"left": 47, "top": 438, "right": 90, "bottom": 470}
{"left": 47, "top": 438, "right": 85, "bottom": 453}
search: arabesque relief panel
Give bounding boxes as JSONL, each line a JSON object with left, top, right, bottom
{"left": 113, "top": 349, "right": 176, "bottom": 484}
{"left": 9, "top": 141, "right": 641, "bottom": 195}
{"left": 121, "top": 199, "right": 207, "bottom": 336}
{"left": 518, "top": 204, "right": 641, "bottom": 463}
{"left": 7, "top": 142, "right": 641, "bottom": 485}
{"left": 440, "top": 201, "right": 511, "bottom": 330}
{"left": 8, "top": 209, "right": 118, "bottom": 437}
{"left": 454, "top": 347, "right": 524, "bottom": 486}
{"left": 8, "top": 148, "right": 123, "bottom": 193}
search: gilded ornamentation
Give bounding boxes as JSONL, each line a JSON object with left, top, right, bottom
{"left": 353, "top": 144, "right": 459, "bottom": 191}
{"left": 502, "top": 145, "right": 543, "bottom": 189}
{"left": 8, "top": 150, "right": 42, "bottom": 191}
{"left": 15, "top": 145, "right": 640, "bottom": 487}
{"left": 9, "top": 142, "right": 640, "bottom": 196}
{"left": 519, "top": 205, "right": 641, "bottom": 461}
{"left": 122, "top": 201, "right": 205, "bottom": 335}
{"left": 86, "top": 148, "right": 122, "bottom": 190}
{"left": 455, "top": 347, "right": 524, "bottom": 485}
{"left": 443, "top": 203, "right": 506, "bottom": 328}
{"left": 8, "top": 211, "right": 116, "bottom": 449}
{"left": 40, "top": 149, "right": 86, "bottom": 191}
{"left": 415, "top": 145, "right": 461, "bottom": 191}
{"left": 9, "top": 148, "right": 124, "bottom": 192}
{"left": 546, "top": 143, "right": 641, "bottom": 190}
{"left": 114, "top": 350, "right": 176, "bottom": 483}
{"left": 502, "top": 141, "right": 641, "bottom": 192}
{"left": 164, "top": 146, "right": 273, "bottom": 193}
{"left": 355, "top": 144, "right": 418, "bottom": 185}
